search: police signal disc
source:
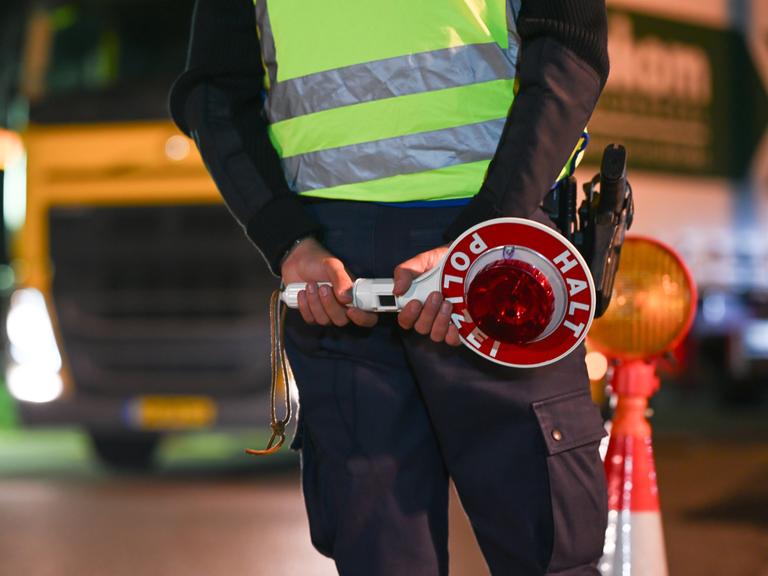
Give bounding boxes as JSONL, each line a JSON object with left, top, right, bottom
{"left": 442, "top": 218, "right": 596, "bottom": 368}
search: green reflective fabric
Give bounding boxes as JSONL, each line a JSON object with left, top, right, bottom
{"left": 264, "top": 0, "right": 508, "bottom": 82}
{"left": 556, "top": 132, "right": 588, "bottom": 182}
{"left": 250, "top": 0, "right": 587, "bottom": 204}
{"left": 300, "top": 160, "right": 493, "bottom": 202}
{"left": 269, "top": 79, "right": 515, "bottom": 158}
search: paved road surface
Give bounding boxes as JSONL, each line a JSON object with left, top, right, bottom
{"left": 0, "top": 430, "right": 766, "bottom": 576}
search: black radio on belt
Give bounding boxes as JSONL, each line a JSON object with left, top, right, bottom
{"left": 542, "top": 144, "right": 635, "bottom": 318}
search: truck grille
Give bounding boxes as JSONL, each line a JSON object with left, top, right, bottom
{"left": 49, "top": 204, "right": 279, "bottom": 397}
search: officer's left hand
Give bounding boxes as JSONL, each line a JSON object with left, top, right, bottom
{"left": 393, "top": 246, "right": 461, "bottom": 346}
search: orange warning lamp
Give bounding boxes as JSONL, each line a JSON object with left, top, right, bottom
{"left": 592, "top": 237, "right": 697, "bottom": 576}
{"left": 588, "top": 236, "right": 697, "bottom": 360}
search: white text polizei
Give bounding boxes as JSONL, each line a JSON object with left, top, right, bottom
{"left": 444, "top": 232, "right": 488, "bottom": 289}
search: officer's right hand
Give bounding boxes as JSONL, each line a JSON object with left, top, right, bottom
{"left": 281, "top": 237, "right": 378, "bottom": 328}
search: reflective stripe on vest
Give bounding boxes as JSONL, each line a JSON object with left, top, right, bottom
{"left": 254, "top": 0, "right": 571, "bottom": 202}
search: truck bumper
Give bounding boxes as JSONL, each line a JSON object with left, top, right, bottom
{"left": 16, "top": 393, "right": 266, "bottom": 430}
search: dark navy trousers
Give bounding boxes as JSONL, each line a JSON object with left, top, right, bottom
{"left": 285, "top": 201, "right": 607, "bottom": 576}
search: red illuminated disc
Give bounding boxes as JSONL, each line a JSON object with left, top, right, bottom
{"left": 441, "top": 218, "right": 596, "bottom": 368}
{"left": 467, "top": 259, "right": 555, "bottom": 344}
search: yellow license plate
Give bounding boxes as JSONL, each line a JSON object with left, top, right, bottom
{"left": 132, "top": 396, "right": 217, "bottom": 430}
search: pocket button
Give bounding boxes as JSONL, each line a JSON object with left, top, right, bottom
{"left": 551, "top": 429, "right": 563, "bottom": 442}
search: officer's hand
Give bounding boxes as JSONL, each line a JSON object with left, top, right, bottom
{"left": 281, "top": 237, "right": 378, "bottom": 328}
{"left": 393, "top": 245, "right": 461, "bottom": 346}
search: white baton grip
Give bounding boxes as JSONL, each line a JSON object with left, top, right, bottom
{"left": 280, "top": 266, "right": 442, "bottom": 312}
{"left": 280, "top": 282, "right": 332, "bottom": 308}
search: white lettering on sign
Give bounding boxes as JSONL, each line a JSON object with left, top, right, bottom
{"left": 446, "top": 296, "right": 464, "bottom": 304}
{"left": 451, "top": 310, "right": 471, "bottom": 329}
{"left": 607, "top": 15, "right": 711, "bottom": 105}
{"left": 564, "top": 320, "right": 586, "bottom": 339}
{"left": 568, "top": 300, "right": 591, "bottom": 316}
{"left": 450, "top": 252, "right": 471, "bottom": 271}
{"left": 554, "top": 250, "right": 579, "bottom": 274}
{"left": 467, "top": 328, "right": 488, "bottom": 349}
{"left": 566, "top": 278, "right": 588, "bottom": 297}
{"left": 469, "top": 233, "right": 488, "bottom": 255}
{"left": 490, "top": 340, "right": 501, "bottom": 358}
{"left": 443, "top": 274, "right": 463, "bottom": 289}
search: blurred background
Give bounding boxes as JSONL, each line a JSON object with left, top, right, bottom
{"left": 0, "top": 0, "right": 765, "bottom": 575}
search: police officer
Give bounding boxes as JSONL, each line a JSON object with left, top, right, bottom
{"left": 171, "top": 1, "right": 610, "bottom": 574}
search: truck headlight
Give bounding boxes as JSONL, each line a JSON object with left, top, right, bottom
{"left": 743, "top": 320, "right": 768, "bottom": 358}
{"left": 6, "top": 288, "right": 64, "bottom": 403}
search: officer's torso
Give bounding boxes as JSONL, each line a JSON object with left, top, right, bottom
{"left": 255, "top": 0, "right": 521, "bottom": 202}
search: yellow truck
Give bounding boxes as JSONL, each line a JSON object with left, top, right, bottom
{"left": 1, "top": 0, "right": 275, "bottom": 468}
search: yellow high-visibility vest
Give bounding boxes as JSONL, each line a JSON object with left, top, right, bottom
{"left": 254, "top": 0, "right": 583, "bottom": 203}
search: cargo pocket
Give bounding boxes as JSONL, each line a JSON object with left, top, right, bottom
{"left": 293, "top": 418, "right": 337, "bottom": 558}
{"left": 532, "top": 390, "right": 608, "bottom": 573}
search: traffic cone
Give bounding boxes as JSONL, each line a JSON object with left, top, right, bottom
{"left": 599, "top": 360, "right": 668, "bottom": 576}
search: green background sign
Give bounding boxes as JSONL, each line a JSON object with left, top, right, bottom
{"left": 585, "top": 10, "right": 768, "bottom": 178}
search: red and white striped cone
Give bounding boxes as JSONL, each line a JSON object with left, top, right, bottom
{"left": 599, "top": 360, "right": 668, "bottom": 576}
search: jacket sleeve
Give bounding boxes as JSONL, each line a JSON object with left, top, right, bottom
{"left": 444, "top": 0, "right": 610, "bottom": 240}
{"left": 169, "top": 0, "right": 321, "bottom": 275}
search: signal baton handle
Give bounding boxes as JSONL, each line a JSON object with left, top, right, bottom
{"left": 281, "top": 267, "right": 441, "bottom": 313}
{"left": 278, "top": 218, "right": 596, "bottom": 368}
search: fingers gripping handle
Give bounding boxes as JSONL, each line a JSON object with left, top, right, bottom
{"left": 280, "top": 268, "right": 441, "bottom": 312}
{"left": 280, "top": 282, "right": 331, "bottom": 309}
